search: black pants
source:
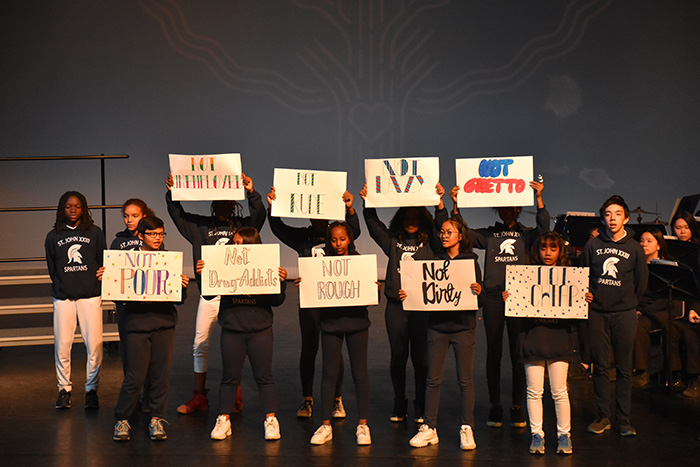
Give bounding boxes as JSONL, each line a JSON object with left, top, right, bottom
{"left": 114, "top": 327, "right": 175, "bottom": 420}
{"left": 589, "top": 309, "right": 636, "bottom": 423}
{"left": 299, "top": 307, "right": 343, "bottom": 398}
{"left": 320, "top": 329, "right": 370, "bottom": 421}
{"left": 634, "top": 312, "right": 681, "bottom": 371}
{"left": 385, "top": 298, "right": 428, "bottom": 404}
{"left": 219, "top": 327, "right": 277, "bottom": 414}
{"left": 482, "top": 292, "right": 525, "bottom": 407}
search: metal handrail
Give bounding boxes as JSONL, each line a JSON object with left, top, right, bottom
{"left": 0, "top": 154, "right": 129, "bottom": 263}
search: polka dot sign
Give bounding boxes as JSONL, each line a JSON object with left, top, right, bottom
{"left": 504, "top": 265, "right": 589, "bottom": 319}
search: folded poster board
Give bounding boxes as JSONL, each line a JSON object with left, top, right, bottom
{"left": 102, "top": 250, "right": 183, "bottom": 302}
{"left": 271, "top": 168, "right": 347, "bottom": 220}
{"left": 456, "top": 156, "right": 534, "bottom": 208}
{"left": 169, "top": 153, "right": 245, "bottom": 201}
{"left": 364, "top": 157, "right": 440, "bottom": 208}
{"left": 505, "top": 265, "right": 589, "bottom": 319}
{"left": 400, "top": 259, "right": 479, "bottom": 311}
{"left": 298, "top": 255, "right": 378, "bottom": 308}
{"left": 201, "top": 244, "right": 280, "bottom": 295}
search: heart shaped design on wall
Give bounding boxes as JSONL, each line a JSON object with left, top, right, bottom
{"left": 348, "top": 103, "right": 394, "bottom": 144}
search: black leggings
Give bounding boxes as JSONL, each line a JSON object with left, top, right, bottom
{"left": 385, "top": 298, "right": 428, "bottom": 404}
{"left": 299, "top": 307, "right": 343, "bottom": 398}
{"left": 320, "top": 329, "right": 369, "bottom": 421}
{"left": 482, "top": 292, "right": 525, "bottom": 407}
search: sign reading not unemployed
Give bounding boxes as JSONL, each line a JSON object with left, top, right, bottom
{"left": 169, "top": 153, "right": 245, "bottom": 201}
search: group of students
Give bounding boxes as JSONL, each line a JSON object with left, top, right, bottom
{"left": 44, "top": 173, "right": 700, "bottom": 454}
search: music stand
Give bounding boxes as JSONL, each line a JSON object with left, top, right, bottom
{"left": 665, "top": 239, "right": 700, "bottom": 271}
{"left": 647, "top": 261, "right": 700, "bottom": 390}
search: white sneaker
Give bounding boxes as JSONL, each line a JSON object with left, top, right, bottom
{"left": 310, "top": 424, "right": 333, "bottom": 445}
{"left": 264, "top": 416, "right": 281, "bottom": 440}
{"left": 332, "top": 397, "right": 347, "bottom": 418}
{"left": 356, "top": 424, "right": 371, "bottom": 445}
{"left": 211, "top": 415, "right": 232, "bottom": 440}
{"left": 460, "top": 425, "right": 476, "bottom": 450}
{"left": 410, "top": 424, "right": 439, "bottom": 447}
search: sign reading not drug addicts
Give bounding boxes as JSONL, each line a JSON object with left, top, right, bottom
{"left": 201, "top": 244, "right": 281, "bottom": 296}
{"left": 505, "top": 265, "right": 589, "bottom": 319}
{"left": 169, "top": 153, "right": 245, "bottom": 201}
{"left": 456, "top": 156, "right": 534, "bottom": 208}
{"left": 271, "top": 168, "right": 347, "bottom": 220}
{"left": 400, "top": 259, "right": 479, "bottom": 311}
{"left": 102, "top": 250, "right": 183, "bottom": 302}
{"left": 298, "top": 255, "right": 378, "bottom": 308}
{"left": 364, "top": 157, "right": 440, "bottom": 208}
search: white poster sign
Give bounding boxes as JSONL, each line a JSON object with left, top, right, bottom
{"left": 364, "top": 157, "right": 440, "bottom": 208}
{"left": 102, "top": 250, "right": 183, "bottom": 302}
{"left": 169, "top": 153, "right": 245, "bottom": 201}
{"left": 298, "top": 255, "right": 378, "bottom": 308}
{"left": 456, "top": 156, "right": 534, "bottom": 208}
{"left": 201, "top": 244, "right": 281, "bottom": 295}
{"left": 400, "top": 259, "right": 479, "bottom": 311}
{"left": 270, "top": 168, "right": 347, "bottom": 220}
{"left": 505, "top": 265, "right": 589, "bottom": 319}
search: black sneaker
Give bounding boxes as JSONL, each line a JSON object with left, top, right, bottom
{"left": 85, "top": 390, "right": 99, "bottom": 409}
{"left": 510, "top": 406, "right": 527, "bottom": 428}
{"left": 390, "top": 399, "right": 407, "bottom": 422}
{"left": 296, "top": 399, "right": 313, "bottom": 418}
{"left": 56, "top": 389, "right": 72, "bottom": 409}
{"left": 487, "top": 405, "right": 502, "bottom": 428}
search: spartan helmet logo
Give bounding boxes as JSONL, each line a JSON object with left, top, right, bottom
{"left": 603, "top": 257, "right": 620, "bottom": 278}
{"left": 215, "top": 237, "right": 231, "bottom": 245}
{"left": 401, "top": 251, "right": 416, "bottom": 262}
{"left": 311, "top": 243, "right": 326, "bottom": 257}
{"left": 67, "top": 244, "right": 83, "bottom": 264}
{"left": 499, "top": 239, "right": 517, "bottom": 255}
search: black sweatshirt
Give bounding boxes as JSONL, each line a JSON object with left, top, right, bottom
{"left": 363, "top": 206, "right": 448, "bottom": 301}
{"left": 267, "top": 208, "right": 361, "bottom": 258}
{"left": 460, "top": 207, "right": 550, "bottom": 294}
{"left": 45, "top": 223, "right": 105, "bottom": 300}
{"left": 581, "top": 226, "right": 648, "bottom": 313}
{"left": 218, "top": 282, "right": 287, "bottom": 333}
{"left": 165, "top": 190, "right": 265, "bottom": 289}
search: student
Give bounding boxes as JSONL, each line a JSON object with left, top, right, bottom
{"left": 302, "top": 222, "right": 374, "bottom": 446}
{"left": 451, "top": 180, "right": 548, "bottom": 428}
{"left": 209, "top": 227, "right": 287, "bottom": 441}
{"left": 504, "top": 232, "right": 590, "bottom": 455}
{"left": 669, "top": 211, "right": 700, "bottom": 397}
{"left": 166, "top": 172, "right": 264, "bottom": 414}
{"left": 45, "top": 191, "right": 106, "bottom": 410}
{"left": 110, "top": 199, "right": 157, "bottom": 378}
{"left": 403, "top": 217, "right": 482, "bottom": 451}
{"left": 360, "top": 183, "right": 448, "bottom": 423}
{"left": 266, "top": 186, "right": 359, "bottom": 418}
{"left": 633, "top": 230, "right": 682, "bottom": 390}
{"left": 581, "top": 195, "right": 647, "bottom": 436}
{"left": 109, "top": 216, "right": 189, "bottom": 441}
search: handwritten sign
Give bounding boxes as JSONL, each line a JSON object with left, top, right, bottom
{"left": 201, "top": 244, "right": 280, "bottom": 295}
{"left": 298, "top": 255, "right": 378, "bottom": 308}
{"left": 102, "top": 250, "right": 183, "bottom": 302}
{"left": 505, "top": 265, "right": 589, "bottom": 319}
{"left": 271, "top": 168, "right": 347, "bottom": 220}
{"left": 169, "top": 153, "right": 245, "bottom": 201}
{"left": 456, "top": 156, "right": 534, "bottom": 208}
{"left": 365, "top": 157, "right": 440, "bottom": 208}
{"left": 400, "top": 259, "right": 479, "bottom": 311}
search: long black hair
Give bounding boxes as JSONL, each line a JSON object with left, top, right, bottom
{"left": 210, "top": 200, "right": 244, "bottom": 236}
{"left": 388, "top": 206, "right": 434, "bottom": 244}
{"left": 440, "top": 217, "right": 473, "bottom": 254}
{"left": 529, "top": 232, "right": 570, "bottom": 266}
{"left": 53, "top": 191, "right": 94, "bottom": 233}
{"left": 671, "top": 210, "right": 700, "bottom": 244}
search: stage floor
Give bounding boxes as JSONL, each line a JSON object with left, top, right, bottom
{"left": 2, "top": 282, "right": 699, "bottom": 466}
